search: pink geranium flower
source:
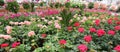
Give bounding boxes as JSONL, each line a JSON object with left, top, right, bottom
{"left": 6, "top": 26, "right": 12, "bottom": 34}
{"left": 97, "top": 29, "right": 105, "bottom": 37}
{"left": 78, "top": 28, "right": 84, "bottom": 33}
{"left": 74, "top": 22, "right": 80, "bottom": 27}
{"left": 0, "top": 34, "right": 12, "bottom": 40}
{"left": 114, "top": 45, "right": 120, "bottom": 52}
{"left": 54, "top": 22, "right": 61, "bottom": 29}
{"left": 107, "top": 19, "right": 112, "bottom": 24}
{"left": 12, "top": 42, "right": 20, "bottom": 48}
{"left": 24, "top": 21, "right": 31, "bottom": 25}
{"left": 89, "top": 28, "right": 96, "bottom": 33}
{"left": 108, "top": 30, "right": 115, "bottom": 36}
{"left": 0, "top": 43, "right": 9, "bottom": 48}
{"left": 84, "top": 35, "right": 92, "bottom": 43}
{"left": 41, "top": 34, "right": 47, "bottom": 38}
{"left": 67, "top": 26, "right": 73, "bottom": 31}
{"left": 95, "top": 19, "right": 100, "bottom": 26}
{"left": 78, "top": 44, "right": 88, "bottom": 52}
{"left": 59, "top": 39, "right": 66, "bottom": 45}
{"left": 6, "top": 0, "right": 14, "bottom": 2}
{"left": 28, "top": 31, "right": 35, "bottom": 37}
{"left": 114, "top": 26, "right": 120, "bottom": 30}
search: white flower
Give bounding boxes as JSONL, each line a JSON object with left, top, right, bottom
{"left": 42, "top": 25, "right": 47, "bottom": 28}
{"left": 54, "top": 20, "right": 59, "bottom": 23}
{"left": 37, "top": 24, "right": 43, "bottom": 28}
{"left": 54, "top": 22, "right": 61, "bottom": 29}
{"left": 44, "top": 19, "right": 48, "bottom": 22}
{"left": 9, "top": 21, "right": 14, "bottom": 25}
{"left": 52, "top": 17, "right": 55, "bottom": 20}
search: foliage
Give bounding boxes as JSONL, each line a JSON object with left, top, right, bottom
{"left": 88, "top": 2, "right": 94, "bottom": 9}
{"left": 6, "top": 1, "right": 20, "bottom": 13}
{"left": 60, "top": 8, "right": 73, "bottom": 27}
{"left": 0, "top": 0, "right": 4, "bottom": 6}
{"left": 22, "top": 2, "right": 30, "bottom": 10}
{"left": 49, "top": 3, "right": 54, "bottom": 8}
{"left": 49, "top": 2, "right": 63, "bottom": 8}
{"left": 39, "top": 2, "right": 46, "bottom": 7}
{"left": 22, "top": 2, "right": 35, "bottom": 12}
{"left": 79, "top": 4, "right": 85, "bottom": 10}
{"left": 30, "top": 2, "right": 35, "bottom": 12}
{"left": 65, "top": 2, "right": 71, "bottom": 8}
{"left": 54, "top": 2, "right": 63, "bottom": 8}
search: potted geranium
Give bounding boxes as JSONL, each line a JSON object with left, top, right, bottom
{"left": 6, "top": 0, "right": 20, "bottom": 13}
{"left": 22, "top": 1, "right": 30, "bottom": 12}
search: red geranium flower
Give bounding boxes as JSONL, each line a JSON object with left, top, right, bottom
{"left": 78, "top": 44, "right": 88, "bottom": 52}
{"left": 74, "top": 22, "right": 80, "bottom": 27}
{"left": 107, "top": 19, "right": 112, "bottom": 24}
{"left": 95, "top": 19, "right": 100, "bottom": 26}
{"left": 114, "top": 26, "right": 120, "bottom": 30}
{"left": 84, "top": 35, "right": 92, "bottom": 43}
{"left": 12, "top": 42, "right": 20, "bottom": 48}
{"left": 59, "top": 39, "right": 66, "bottom": 45}
{"left": 78, "top": 28, "right": 84, "bottom": 33}
{"left": 67, "top": 26, "right": 72, "bottom": 31}
{"left": 1, "top": 43, "right": 9, "bottom": 48}
{"left": 89, "top": 28, "right": 96, "bottom": 33}
{"left": 116, "top": 21, "right": 120, "bottom": 25}
{"left": 114, "top": 45, "right": 120, "bottom": 52}
{"left": 108, "top": 30, "right": 115, "bottom": 36}
{"left": 41, "top": 34, "right": 47, "bottom": 38}
{"left": 114, "top": 17, "right": 119, "bottom": 21}
{"left": 97, "top": 29, "right": 105, "bottom": 37}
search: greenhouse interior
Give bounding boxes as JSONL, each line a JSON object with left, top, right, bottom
{"left": 0, "top": 0, "right": 120, "bottom": 52}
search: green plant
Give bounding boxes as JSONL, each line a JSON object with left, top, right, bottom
{"left": 71, "top": 3, "right": 79, "bottom": 8}
{"left": 6, "top": 1, "right": 20, "bottom": 13}
{"left": 30, "top": 2, "right": 35, "bottom": 12}
{"left": 0, "top": 0, "right": 4, "bottom": 6}
{"left": 65, "top": 2, "right": 71, "bottom": 8}
{"left": 79, "top": 4, "right": 85, "bottom": 10}
{"left": 11, "top": 44, "right": 31, "bottom": 52}
{"left": 79, "top": 4, "right": 86, "bottom": 16}
{"left": 23, "top": 2, "right": 30, "bottom": 10}
{"left": 22, "top": 2, "right": 35, "bottom": 12}
{"left": 49, "top": 3, "right": 54, "bottom": 8}
{"left": 39, "top": 2, "right": 46, "bottom": 7}
{"left": 88, "top": 2, "right": 94, "bottom": 9}
{"left": 60, "top": 8, "right": 74, "bottom": 26}
{"left": 54, "top": 2, "right": 63, "bottom": 8}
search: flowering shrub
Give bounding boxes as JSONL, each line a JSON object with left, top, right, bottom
{"left": 6, "top": 0, "right": 19, "bottom": 13}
